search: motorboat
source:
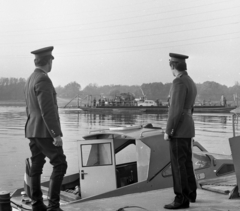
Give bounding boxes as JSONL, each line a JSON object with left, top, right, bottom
{"left": 8, "top": 123, "right": 236, "bottom": 210}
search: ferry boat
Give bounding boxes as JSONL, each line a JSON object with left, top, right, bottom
{"left": 79, "top": 105, "right": 236, "bottom": 113}
{"left": 8, "top": 123, "right": 237, "bottom": 210}
{"left": 63, "top": 94, "right": 236, "bottom": 113}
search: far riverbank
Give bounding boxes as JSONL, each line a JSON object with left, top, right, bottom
{"left": 0, "top": 100, "right": 25, "bottom": 106}
{"left": 0, "top": 97, "right": 74, "bottom": 107}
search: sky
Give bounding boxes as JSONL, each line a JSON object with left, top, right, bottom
{"left": 0, "top": 0, "right": 240, "bottom": 89}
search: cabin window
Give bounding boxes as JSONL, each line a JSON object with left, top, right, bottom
{"left": 193, "top": 153, "right": 211, "bottom": 170}
{"left": 162, "top": 163, "right": 172, "bottom": 177}
{"left": 81, "top": 143, "right": 112, "bottom": 167}
{"left": 115, "top": 143, "right": 137, "bottom": 165}
{"left": 216, "top": 164, "right": 235, "bottom": 176}
{"left": 162, "top": 148, "right": 211, "bottom": 177}
{"left": 192, "top": 146, "right": 211, "bottom": 170}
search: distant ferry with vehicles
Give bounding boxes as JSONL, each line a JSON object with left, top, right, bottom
{"left": 64, "top": 92, "right": 237, "bottom": 113}
{"left": 79, "top": 101, "right": 236, "bottom": 114}
{"left": 79, "top": 103, "right": 236, "bottom": 113}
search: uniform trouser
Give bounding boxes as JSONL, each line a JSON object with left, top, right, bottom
{"left": 169, "top": 138, "right": 197, "bottom": 203}
{"left": 29, "top": 138, "right": 68, "bottom": 179}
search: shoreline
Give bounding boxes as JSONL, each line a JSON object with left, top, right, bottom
{"left": 0, "top": 100, "right": 25, "bottom": 106}
{"left": 0, "top": 98, "right": 72, "bottom": 107}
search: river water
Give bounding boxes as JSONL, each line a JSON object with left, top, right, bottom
{"left": 0, "top": 106, "right": 237, "bottom": 193}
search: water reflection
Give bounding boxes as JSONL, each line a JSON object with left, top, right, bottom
{"left": 194, "top": 115, "right": 228, "bottom": 124}
{"left": 0, "top": 106, "right": 236, "bottom": 192}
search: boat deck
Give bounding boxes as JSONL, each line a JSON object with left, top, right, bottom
{"left": 61, "top": 187, "right": 240, "bottom": 211}
{"left": 11, "top": 183, "right": 240, "bottom": 211}
{"left": 11, "top": 174, "right": 239, "bottom": 210}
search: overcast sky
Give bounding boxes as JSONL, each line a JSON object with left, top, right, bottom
{"left": 1, "top": 0, "right": 240, "bottom": 89}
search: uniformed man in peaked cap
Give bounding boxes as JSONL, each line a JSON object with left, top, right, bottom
{"left": 24, "top": 46, "right": 67, "bottom": 211}
{"left": 164, "top": 53, "right": 197, "bottom": 209}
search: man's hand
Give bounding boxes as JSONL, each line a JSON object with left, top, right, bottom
{"left": 164, "top": 133, "right": 170, "bottom": 141}
{"left": 53, "top": 136, "right": 63, "bottom": 147}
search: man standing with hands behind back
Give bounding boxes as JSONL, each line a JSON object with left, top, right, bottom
{"left": 164, "top": 53, "right": 197, "bottom": 209}
{"left": 24, "top": 46, "right": 67, "bottom": 211}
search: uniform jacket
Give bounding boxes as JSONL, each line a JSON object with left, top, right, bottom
{"left": 24, "top": 68, "right": 62, "bottom": 138}
{"left": 166, "top": 71, "right": 197, "bottom": 138}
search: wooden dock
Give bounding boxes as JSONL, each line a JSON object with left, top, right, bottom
{"left": 11, "top": 175, "right": 240, "bottom": 211}
{"left": 60, "top": 187, "right": 240, "bottom": 211}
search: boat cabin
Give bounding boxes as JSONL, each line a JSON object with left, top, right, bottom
{"left": 77, "top": 124, "right": 168, "bottom": 200}
{"left": 75, "top": 123, "right": 234, "bottom": 202}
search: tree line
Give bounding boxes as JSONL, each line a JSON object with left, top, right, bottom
{"left": 0, "top": 78, "right": 26, "bottom": 100}
{"left": 1, "top": 77, "right": 240, "bottom": 105}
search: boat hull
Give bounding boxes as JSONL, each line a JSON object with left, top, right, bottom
{"left": 79, "top": 105, "right": 236, "bottom": 113}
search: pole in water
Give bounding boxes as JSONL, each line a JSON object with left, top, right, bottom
{"left": 0, "top": 191, "right": 12, "bottom": 211}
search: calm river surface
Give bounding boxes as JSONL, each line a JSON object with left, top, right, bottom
{"left": 0, "top": 106, "right": 238, "bottom": 192}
